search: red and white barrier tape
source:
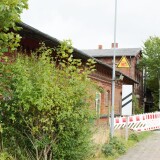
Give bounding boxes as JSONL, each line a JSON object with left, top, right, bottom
{"left": 113, "top": 112, "right": 160, "bottom": 131}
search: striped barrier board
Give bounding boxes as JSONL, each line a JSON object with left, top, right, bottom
{"left": 113, "top": 112, "right": 160, "bottom": 131}
{"left": 122, "top": 85, "right": 132, "bottom": 116}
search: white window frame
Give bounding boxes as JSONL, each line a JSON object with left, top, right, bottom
{"left": 95, "top": 92, "right": 101, "bottom": 116}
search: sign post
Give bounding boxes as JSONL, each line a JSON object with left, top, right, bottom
{"left": 122, "top": 85, "right": 133, "bottom": 116}
{"left": 122, "top": 85, "right": 133, "bottom": 141}
{"left": 125, "top": 115, "right": 129, "bottom": 141}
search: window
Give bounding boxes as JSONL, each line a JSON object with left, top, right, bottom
{"left": 105, "top": 91, "right": 110, "bottom": 107}
{"left": 95, "top": 92, "right": 101, "bottom": 117}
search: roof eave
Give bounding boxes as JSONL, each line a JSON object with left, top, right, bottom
{"left": 18, "top": 22, "right": 138, "bottom": 84}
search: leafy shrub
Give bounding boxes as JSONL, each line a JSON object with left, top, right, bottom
{"left": 0, "top": 152, "right": 14, "bottom": 160}
{"left": 0, "top": 41, "right": 96, "bottom": 160}
{"left": 129, "top": 133, "right": 139, "bottom": 142}
{"left": 102, "top": 137, "right": 126, "bottom": 157}
{"left": 2, "top": 127, "right": 34, "bottom": 160}
{"left": 102, "top": 143, "right": 115, "bottom": 156}
{"left": 110, "top": 137, "right": 126, "bottom": 154}
{"left": 132, "top": 94, "right": 143, "bottom": 114}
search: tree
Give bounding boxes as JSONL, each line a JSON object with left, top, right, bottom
{"left": 0, "top": 1, "right": 28, "bottom": 158}
{"left": 0, "top": 0, "right": 28, "bottom": 53}
{"left": 139, "top": 36, "right": 160, "bottom": 110}
{"left": 0, "top": 41, "right": 96, "bottom": 160}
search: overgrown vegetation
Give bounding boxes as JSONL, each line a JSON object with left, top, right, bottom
{"left": 128, "top": 132, "right": 139, "bottom": 142}
{"left": 139, "top": 36, "right": 160, "bottom": 111}
{"left": 102, "top": 137, "right": 126, "bottom": 157}
{"left": 0, "top": 0, "right": 28, "bottom": 53}
{"left": 0, "top": 1, "right": 97, "bottom": 159}
{"left": 0, "top": 41, "right": 96, "bottom": 160}
{"left": 0, "top": 151, "right": 14, "bottom": 160}
{"left": 90, "top": 131, "right": 152, "bottom": 160}
{"left": 132, "top": 94, "right": 143, "bottom": 114}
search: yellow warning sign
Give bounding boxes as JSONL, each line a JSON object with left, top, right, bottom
{"left": 117, "top": 56, "right": 130, "bottom": 68}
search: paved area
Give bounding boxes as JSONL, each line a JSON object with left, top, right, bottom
{"left": 117, "top": 131, "right": 160, "bottom": 160}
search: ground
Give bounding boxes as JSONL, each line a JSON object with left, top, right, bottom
{"left": 117, "top": 130, "right": 160, "bottom": 160}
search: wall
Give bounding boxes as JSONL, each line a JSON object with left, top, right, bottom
{"left": 97, "top": 55, "right": 143, "bottom": 106}
{"left": 90, "top": 63, "right": 124, "bottom": 125}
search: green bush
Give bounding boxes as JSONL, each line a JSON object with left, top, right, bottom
{"left": 0, "top": 41, "right": 96, "bottom": 160}
{"left": 102, "top": 137, "right": 126, "bottom": 157}
{"left": 132, "top": 94, "right": 143, "bottom": 114}
{"left": 129, "top": 133, "right": 139, "bottom": 142}
{"left": 0, "top": 152, "right": 14, "bottom": 160}
{"left": 110, "top": 137, "right": 126, "bottom": 154}
{"left": 102, "top": 143, "right": 115, "bottom": 156}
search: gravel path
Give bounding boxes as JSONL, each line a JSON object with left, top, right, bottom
{"left": 116, "top": 131, "right": 160, "bottom": 160}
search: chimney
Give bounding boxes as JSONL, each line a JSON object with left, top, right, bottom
{"left": 111, "top": 43, "right": 118, "bottom": 48}
{"left": 98, "top": 44, "right": 103, "bottom": 49}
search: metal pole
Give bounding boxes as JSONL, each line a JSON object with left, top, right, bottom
{"left": 110, "top": 0, "right": 118, "bottom": 138}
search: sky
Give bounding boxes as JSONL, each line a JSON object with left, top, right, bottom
{"left": 21, "top": 0, "right": 160, "bottom": 50}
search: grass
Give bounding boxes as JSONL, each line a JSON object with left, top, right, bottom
{"left": 88, "top": 129, "right": 153, "bottom": 160}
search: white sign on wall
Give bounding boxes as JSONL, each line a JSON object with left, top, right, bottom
{"left": 122, "top": 85, "right": 133, "bottom": 116}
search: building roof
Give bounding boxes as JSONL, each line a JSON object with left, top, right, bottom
{"left": 18, "top": 22, "right": 138, "bottom": 84}
{"left": 82, "top": 48, "right": 142, "bottom": 57}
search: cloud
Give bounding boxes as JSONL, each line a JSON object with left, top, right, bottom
{"left": 21, "top": 0, "right": 160, "bottom": 49}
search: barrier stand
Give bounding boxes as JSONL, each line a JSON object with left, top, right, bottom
{"left": 125, "top": 115, "right": 129, "bottom": 141}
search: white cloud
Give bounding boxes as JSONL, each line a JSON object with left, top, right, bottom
{"left": 21, "top": 0, "right": 160, "bottom": 49}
